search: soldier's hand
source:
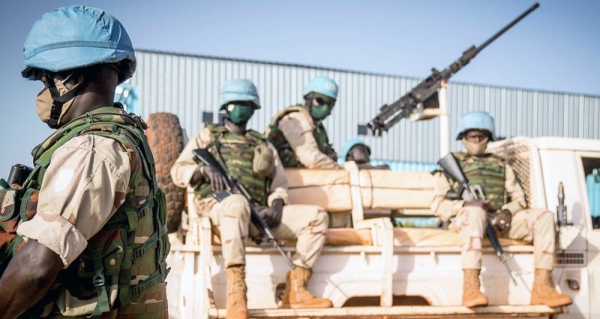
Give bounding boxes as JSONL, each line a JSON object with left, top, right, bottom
{"left": 494, "top": 209, "right": 512, "bottom": 233}
{"left": 259, "top": 199, "right": 284, "bottom": 228}
{"left": 463, "top": 199, "right": 490, "bottom": 211}
{"left": 201, "top": 166, "right": 229, "bottom": 193}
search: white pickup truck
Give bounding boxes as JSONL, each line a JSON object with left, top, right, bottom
{"left": 162, "top": 135, "right": 600, "bottom": 319}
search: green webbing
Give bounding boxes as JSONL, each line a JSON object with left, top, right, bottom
{"left": 118, "top": 229, "right": 134, "bottom": 307}
{"left": 36, "top": 125, "right": 90, "bottom": 168}
{"left": 132, "top": 232, "right": 159, "bottom": 259}
{"left": 18, "top": 188, "right": 37, "bottom": 222}
{"left": 88, "top": 249, "right": 110, "bottom": 318}
{"left": 129, "top": 261, "right": 169, "bottom": 297}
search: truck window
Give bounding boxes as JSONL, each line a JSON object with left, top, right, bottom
{"left": 581, "top": 157, "right": 600, "bottom": 229}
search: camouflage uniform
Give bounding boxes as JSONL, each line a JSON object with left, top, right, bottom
{"left": 171, "top": 124, "right": 329, "bottom": 269}
{"left": 265, "top": 106, "right": 339, "bottom": 169}
{"left": 0, "top": 106, "right": 170, "bottom": 318}
{"left": 431, "top": 151, "right": 555, "bottom": 270}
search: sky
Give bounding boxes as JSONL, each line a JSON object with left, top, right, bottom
{"left": 0, "top": 0, "right": 599, "bottom": 175}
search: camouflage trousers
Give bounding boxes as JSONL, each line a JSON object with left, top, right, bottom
{"left": 203, "top": 194, "right": 329, "bottom": 269}
{"left": 453, "top": 206, "right": 555, "bottom": 270}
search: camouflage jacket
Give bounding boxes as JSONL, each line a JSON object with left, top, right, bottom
{"left": 195, "top": 123, "right": 271, "bottom": 206}
{"left": 265, "top": 105, "right": 338, "bottom": 168}
{"left": 0, "top": 105, "right": 170, "bottom": 318}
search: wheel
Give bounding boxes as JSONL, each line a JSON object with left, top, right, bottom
{"left": 146, "top": 112, "right": 185, "bottom": 234}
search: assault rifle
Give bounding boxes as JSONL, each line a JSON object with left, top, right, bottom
{"left": 437, "top": 153, "right": 518, "bottom": 286}
{"left": 8, "top": 164, "right": 33, "bottom": 186}
{"left": 193, "top": 148, "right": 294, "bottom": 268}
{"left": 367, "top": 3, "right": 540, "bottom": 136}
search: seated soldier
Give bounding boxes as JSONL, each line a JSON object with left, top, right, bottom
{"left": 431, "top": 110, "right": 572, "bottom": 308}
{"left": 266, "top": 76, "right": 341, "bottom": 169}
{"left": 171, "top": 79, "right": 332, "bottom": 319}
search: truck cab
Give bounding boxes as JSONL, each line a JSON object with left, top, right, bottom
{"left": 165, "top": 136, "right": 600, "bottom": 319}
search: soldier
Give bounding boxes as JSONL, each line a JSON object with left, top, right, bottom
{"left": 171, "top": 79, "right": 332, "bottom": 319}
{"left": 266, "top": 76, "right": 341, "bottom": 169}
{"left": 340, "top": 138, "right": 390, "bottom": 170}
{"left": 431, "top": 111, "right": 572, "bottom": 308}
{"left": 0, "top": 6, "right": 169, "bottom": 318}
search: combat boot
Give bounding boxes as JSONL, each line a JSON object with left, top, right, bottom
{"left": 530, "top": 269, "right": 572, "bottom": 307}
{"left": 226, "top": 266, "right": 248, "bottom": 319}
{"left": 462, "top": 269, "right": 489, "bottom": 308}
{"left": 281, "top": 267, "right": 333, "bottom": 309}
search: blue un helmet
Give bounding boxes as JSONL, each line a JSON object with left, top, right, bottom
{"left": 340, "top": 138, "right": 371, "bottom": 162}
{"left": 22, "top": 6, "right": 136, "bottom": 83}
{"left": 303, "top": 76, "right": 339, "bottom": 100}
{"left": 219, "top": 79, "right": 261, "bottom": 109}
{"left": 456, "top": 110, "right": 497, "bottom": 141}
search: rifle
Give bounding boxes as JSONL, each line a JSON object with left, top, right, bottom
{"left": 7, "top": 164, "right": 33, "bottom": 186}
{"left": 193, "top": 148, "right": 294, "bottom": 268}
{"left": 437, "top": 153, "right": 518, "bottom": 286}
{"left": 367, "top": 3, "right": 540, "bottom": 136}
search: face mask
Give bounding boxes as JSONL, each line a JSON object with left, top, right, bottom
{"left": 462, "top": 137, "right": 489, "bottom": 156}
{"left": 35, "top": 73, "right": 78, "bottom": 129}
{"left": 226, "top": 104, "right": 254, "bottom": 125}
{"left": 310, "top": 104, "right": 331, "bottom": 120}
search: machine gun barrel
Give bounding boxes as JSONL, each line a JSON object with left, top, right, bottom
{"left": 367, "top": 3, "right": 540, "bottom": 136}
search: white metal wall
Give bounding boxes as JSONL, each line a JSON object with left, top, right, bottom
{"left": 130, "top": 50, "right": 600, "bottom": 163}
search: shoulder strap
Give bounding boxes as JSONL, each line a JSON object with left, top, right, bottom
{"left": 268, "top": 105, "right": 312, "bottom": 128}
{"left": 246, "top": 129, "right": 268, "bottom": 143}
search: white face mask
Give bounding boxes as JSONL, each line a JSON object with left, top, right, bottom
{"left": 35, "top": 73, "right": 79, "bottom": 129}
{"left": 462, "top": 137, "right": 489, "bottom": 156}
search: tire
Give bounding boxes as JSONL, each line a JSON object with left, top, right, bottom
{"left": 146, "top": 113, "right": 185, "bottom": 234}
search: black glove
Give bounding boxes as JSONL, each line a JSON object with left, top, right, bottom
{"left": 201, "top": 166, "right": 229, "bottom": 193}
{"left": 258, "top": 199, "right": 284, "bottom": 228}
{"left": 494, "top": 209, "right": 512, "bottom": 233}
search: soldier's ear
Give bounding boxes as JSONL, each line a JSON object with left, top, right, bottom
{"left": 63, "top": 72, "right": 85, "bottom": 90}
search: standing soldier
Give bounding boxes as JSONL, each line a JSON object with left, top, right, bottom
{"left": 431, "top": 110, "right": 572, "bottom": 308}
{"left": 266, "top": 76, "right": 341, "bottom": 169}
{"left": 171, "top": 79, "right": 332, "bottom": 319}
{"left": 0, "top": 6, "right": 170, "bottom": 318}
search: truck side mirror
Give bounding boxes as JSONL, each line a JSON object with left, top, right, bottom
{"left": 557, "top": 182, "right": 572, "bottom": 226}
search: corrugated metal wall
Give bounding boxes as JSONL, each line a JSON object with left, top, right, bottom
{"left": 130, "top": 49, "right": 600, "bottom": 163}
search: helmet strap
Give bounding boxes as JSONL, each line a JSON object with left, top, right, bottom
{"left": 46, "top": 72, "right": 89, "bottom": 128}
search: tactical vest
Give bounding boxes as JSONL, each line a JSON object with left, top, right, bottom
{"left": 196, "top": 124, "right": 270, "bottom": 206}
{"left": 0, "top": 106, "right": 170, "bottom": 318}
{"left": 454, "top": 152, "right": 507, "bottom": 212}
{"left": 265, "top": 105, "right": 338, "bottom": 168}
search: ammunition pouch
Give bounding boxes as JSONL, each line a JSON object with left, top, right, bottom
{"left": 0, "top": 178, "right": 37, "bottom": 275}
{"left": 253, "top": 143, "right": 274, "bottom": 177}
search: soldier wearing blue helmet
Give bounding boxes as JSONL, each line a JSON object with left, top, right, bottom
{"left": 340, "top": 138, "right": 390, "bottom": 170}
{"left": 0, "top": 6, "right": 169, "bottom": 318}
{"left": 172, "top": 79, "right": 332, "bottom": 319}
{"left": 431, "top": 111, "right": 571, "bottom": 308}
{"left": 266, "top": 76, "right": 341, "bottom": 169}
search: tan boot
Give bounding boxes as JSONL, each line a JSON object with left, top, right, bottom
{"left": 530, "top": 269, "right": 572, "bottom": 307}
{"left": 462, "top": 269, "right": 489, "bottom": 308}
{"left": 281, "top": 267, "right": 333, "bottom": 309}
{"left": 226, "top": 266, "right": 248, "bottom": 319}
